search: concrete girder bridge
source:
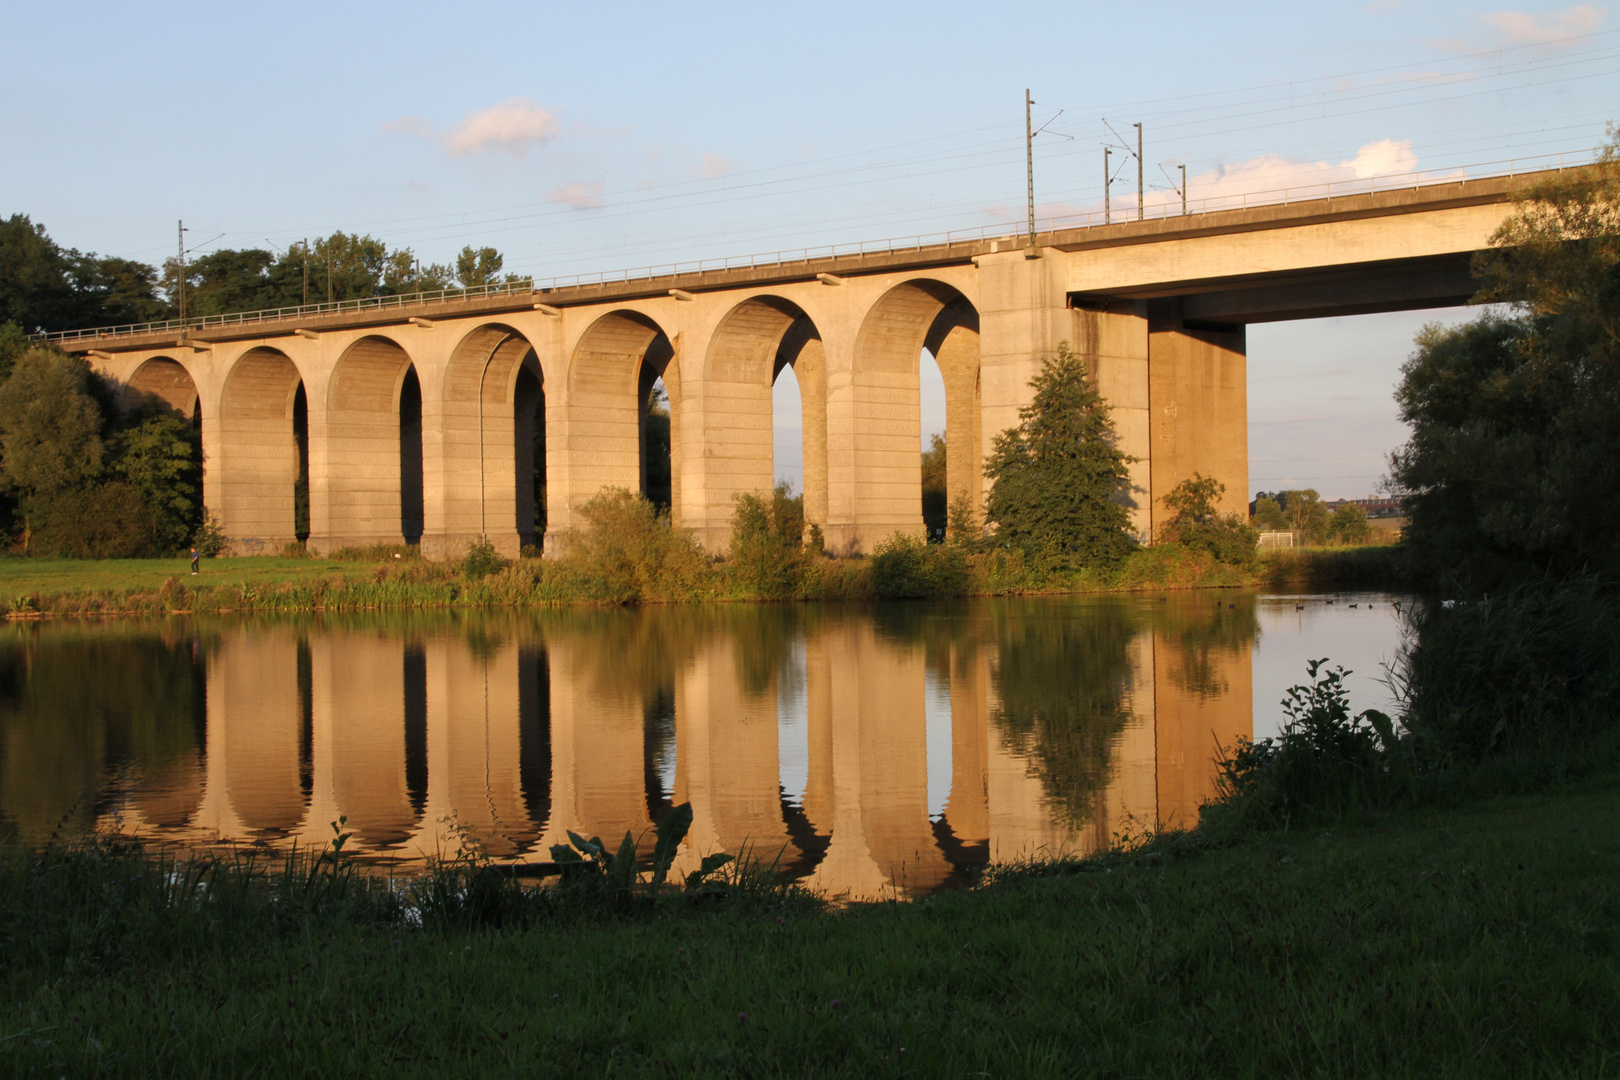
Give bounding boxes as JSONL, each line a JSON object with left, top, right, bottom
{"left": 52, "top": 173, "right": 1532, "bottom": 557}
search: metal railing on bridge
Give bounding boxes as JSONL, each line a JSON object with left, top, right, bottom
{"left": 37, "top": 148, "right": 1596, "bottom": 346}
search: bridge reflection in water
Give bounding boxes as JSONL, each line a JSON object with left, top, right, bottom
{"left": 0, "top": 597, "right": 1254, "bottom": 900}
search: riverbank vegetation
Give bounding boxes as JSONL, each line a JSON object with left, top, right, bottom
{"left": 1, "top": 736, "right": 1612, "bottom": 1076}
{"left": 0, "top": 339, "right": 1272, "bottom": 615}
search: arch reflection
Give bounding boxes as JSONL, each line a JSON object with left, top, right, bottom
{"left": 27, "top": 599, "right": 1254, "bottom": 900}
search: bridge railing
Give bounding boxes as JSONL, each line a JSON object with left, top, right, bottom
{"left": 37, "top": 148, "right": 1598, "bottom": 345}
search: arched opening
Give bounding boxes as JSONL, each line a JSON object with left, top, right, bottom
{"left": 773, "top": 360, "right": 804, "bottom": 498}
{"left": 317, "top": 335, "right": 418, "bottom": 551}
{"left": 704, "top": 297, "right": 827, "bottom": 546}
{"left": 124, "top": 356, "right": 207, "bottom": 548}
{"left": 513, "top": 361, "right": 545, "bottom": 546}
{"left": 399, "top": 368, "right": 424, "bottom": 544}
{"left": 919, "top": 350, "right": 947, "bottom": 541}
{"left": 567, "top": 311, "right": 679, "bottom": 528}
{"left": 293, "top": 385, "right": 309, "bottom": 542}
{"left": 924, "top": 299, "right": 982, "bottom": 539}
{"left": 441, "top": 325, "right": 546, "bottom": 556}
{"left": 219, "top": 347, "right": 306, "bottom": 552}
{"left": 844, "top": 282, "right": 979, "bottom": 549}
{"left": 124, "top": 356, "right": 200, "bottom": 422}
{"left": 640, "top": 365, "right": 672, "bottom": 512}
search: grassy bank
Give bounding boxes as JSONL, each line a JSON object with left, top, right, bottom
{"left": 1, "top": 775, "right": 1613, "bottom": 1077}
{"left": 0, "top": 555, "right": 371, "bottom": 598}
{"left": 0, "top": 541, "right": 1270, "bottom": 618}
{"left": 1262, "top": 540, "right": 1411, "bottom": 590}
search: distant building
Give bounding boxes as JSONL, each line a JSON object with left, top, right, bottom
{"left": 1324, "top": 497, "right": 1403, "bottom": 518}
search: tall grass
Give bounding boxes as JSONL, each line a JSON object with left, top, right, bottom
{"left": 1396, "top": 577, "right": 1620, "bottom": 782}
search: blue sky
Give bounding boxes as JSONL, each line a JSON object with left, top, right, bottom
{"left": 3, "top": 1, "right": 1615, "bottom": 498}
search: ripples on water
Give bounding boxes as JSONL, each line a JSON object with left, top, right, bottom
{"left": 0, "top": 591, "right": 1407, "bottom": 900}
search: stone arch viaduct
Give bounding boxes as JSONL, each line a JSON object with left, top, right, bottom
{"left": 52, "top": 173, "right": 1534, "bottom": 556}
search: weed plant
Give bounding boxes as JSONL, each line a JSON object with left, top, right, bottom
{"left": 1208, "top": 660, "right": 1412, "bottom": 829}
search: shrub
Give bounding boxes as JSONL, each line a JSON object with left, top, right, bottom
{"left": 870, "top": 532, "right": 969, "bottom": 599}
{"left": 1159, "top": 474, "right": 1258, "bottom": 567}
{"left": 461, "top": 536, "right": 506, "bottom": 579}
{"left": 556, "top": 488, "right": 712, "bottom": 602}
{"left": 728, "top": 484, "right": 806, "bottom": 599}
{"left": 27, "top": 482, "right": 156, "bottom": 558}
{"left": 192, "top": 509, "right": 227, "bottom": 557}
{"left": 1211, "top": 660, "right": 1410, "bottom": 828}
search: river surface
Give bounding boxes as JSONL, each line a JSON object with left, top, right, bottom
{"left": 0, "top": 590, "right": 1408, "bottom": 900}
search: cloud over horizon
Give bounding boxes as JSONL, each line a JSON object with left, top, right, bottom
{"left": 1480, "top": 4, "right": 1605, "bottom": 45}
{"left": 695, "top": 153, "right": 735, "bottom": 178}
{"left": 988, "top": 138, "right": 1436, "bottom": 227}
{"left": 1429, "top": 4, "right": 1606, "bottom": 52}
{"left": 546, "top": 181, "right": 604, "bottom": 209}
{"left": 445, "top": 98, "right": 561, "bottom": 158}
{"left": 384, "top": 98, "right": 564, "bottom": 159}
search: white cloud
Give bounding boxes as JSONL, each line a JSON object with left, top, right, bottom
{"left": 1345, "top": 138, "right": 1420, "bottom": 179}
{"left": 695, "top": 153, "right": 735, "bottom": 178}
{"left": 1479, "top": 4, "right": 1605, "bottom": 46}
{"left": 1028, "top": 138, "right": 1451, "bottom": 228}
{"left": 382, "top": 115, "right": 432, "bottom": 138}
{"left": 546, "top": 181, "right": 604, "bottom": 210}
{"left": 444, "top": 98, "right": 561, "bottom": 158}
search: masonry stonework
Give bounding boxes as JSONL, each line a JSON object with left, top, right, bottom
{"left": 74, "top": 176, "right": 1525, "bottom": 559}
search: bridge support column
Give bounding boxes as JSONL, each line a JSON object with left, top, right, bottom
{"left": 977, "top": 249, "right": 1158, "bottom": 535}
{"left": 217, "top": 348, "right": 306, "bottom": 554}
{"left": 1072, "top": 301, "right": 1153, "bottom": 540}
{"left": 1146, "top": 300, "right": 1248, "bottom": 533}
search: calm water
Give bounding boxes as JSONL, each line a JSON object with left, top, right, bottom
{"left": 0, "top": 591, "right": 1407, "bottom": 900}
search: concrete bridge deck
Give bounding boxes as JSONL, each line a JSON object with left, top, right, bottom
{"left": 54, "top": 171, "right": 1538, "bottom": 557}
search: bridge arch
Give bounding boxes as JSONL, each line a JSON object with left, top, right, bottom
{"left": 438, "top": 324, "right": 546, "bottom": 555}
{"left": 219, "top": 346, "right": 306, "bottom": 552}
{"left": 704, "top": 295, "right": 828, "bottom": 539}
{"left": 123, "top": 356, "right": 201, "bottom": 421}
{"left": 841, "top": 279, "right": 981, "bottom": 546}
{"left": 312, "top": 335, "right": 420, "bottom": 552}
{"left": 566, "top": 310, "right": 678, "bottom": 524}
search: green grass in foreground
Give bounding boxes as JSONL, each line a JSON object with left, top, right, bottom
{"left": 0, "top": 556, "right": 365, "bottom": 597}
{"left": 3, "top": 778, "right": 1615, "bottom": 1077}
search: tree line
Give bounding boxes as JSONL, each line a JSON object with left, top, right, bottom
{"left": 0, "top": 214, "right": 516, "bottom": 333}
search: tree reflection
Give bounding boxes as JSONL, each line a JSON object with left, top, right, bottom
{"left": 0, "top": 621, "right": 208, "bottom": 836}
{"left": 987, "top": 599, "right": 1141, "bottom": 831}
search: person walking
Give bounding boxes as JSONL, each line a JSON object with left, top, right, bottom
{"left": 190, "top": 546, "right": 200, "bottom": 575}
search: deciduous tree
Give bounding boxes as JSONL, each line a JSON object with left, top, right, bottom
{"left": 1391, "top": 128, "right": 1620, "bottom": 581}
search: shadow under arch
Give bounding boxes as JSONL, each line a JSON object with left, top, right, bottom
{"left": 123, "top": 356, "right": 201, "bottom": 422}
{"left": 438, "top": 324, "right": 546, "bottom": 555}
{"left": 565, "top": 310, "right": 677, "bottom": 527}
{"left": 839, "top": 279, "right": 981, "bottom": 549}
{"left": 704, "top": 295, "right": 829, "bottom": 542}
{"left": 219, "top": 346, "right": 306, "bottom": 552}
{"left": 313, "top": 334, "right": 420, "bottom": 552}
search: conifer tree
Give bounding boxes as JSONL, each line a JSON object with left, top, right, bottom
{"left": 983, "top": 341, "right": 1137, "bottom": 571}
